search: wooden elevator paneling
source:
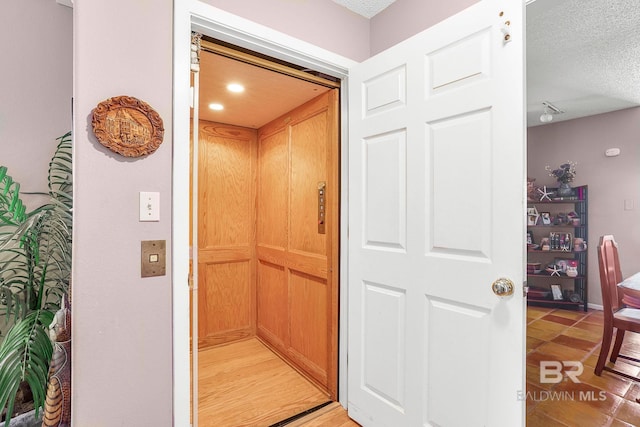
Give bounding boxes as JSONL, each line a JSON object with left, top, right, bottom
{"left": 256, "top": 90, "right": 339, "bottom": 398}
{"left": 195, "top": 90, "right": 339, "bottom": 399}
{"left": 196, "top": 122, "right": 257, "bottom": 348}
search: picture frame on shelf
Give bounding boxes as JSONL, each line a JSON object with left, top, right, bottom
{"left": 549, "top": 232, "right": 572, "bottom": 251}
{"left": 527, "top": 207, "right": 539, "bottom": 226}
{"left": 541, "top": 212, "right": 551, "bottom": 225}
{"left": 526, "top": 230, "right": 534, "bottom": 245}
{"left": 551, "top": 284, "right": 563, "bottom": 301}
{"left": 560, "top": 233, "right": 573, "bottom": 251}
{"left": 554, "top": 258, "right": 569, "bottom": 273}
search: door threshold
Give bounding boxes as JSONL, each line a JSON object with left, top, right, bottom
{"left": 268, "top": 401, "right": 333, "bottom": 427}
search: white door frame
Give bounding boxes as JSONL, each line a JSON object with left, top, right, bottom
{"left": 172, "top": 2, "right": 356, "bottom": 425}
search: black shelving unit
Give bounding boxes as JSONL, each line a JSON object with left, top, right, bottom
{"left": 527, "top": 185, "right": 588, "bottom": 311}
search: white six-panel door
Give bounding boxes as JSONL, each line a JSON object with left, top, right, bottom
{"left": 348, "top": 1, "right": 525, "bottom": 426}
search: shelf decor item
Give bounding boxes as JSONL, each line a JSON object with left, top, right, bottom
{"left": 546, "top": 264, "right": 562, "bottom": 276}
{"left": 551, "top": 284, "right": 563, "bottom": 300}
{"left": 573, "top": 237, "right": 587, "bottom": 252}
{"left": 537, "top": 185, "right": 553, "bottom": 201}
{"left": 527, "top": 177, "right": 539, "bottom": 201}
{"left": 527, "top": 206, "right": 539, "bottom": 225}
{"left": 528, "top": 287, "right": 551, "bottom": 300}
{"left": 554, "top": 258, "right": 569, "bottom": 273}
{"left": 541, "top": 212, "right": 551, "bottom": 225}
{"left": 527, "top": 262, "right": 542, "bottom": 274}
{"left": 540, "top": 237, "right": 550, "bottom": 251}
{"left": 566, "top": 259, "right": 578, "bottom": 277}
{"left": 526, "top": 230, "right": 534, "bottom": 245}
{"left": 546, "top": 161, "right": 577, "bottom": 197}
{"left": 91, "top": 95, "right": 164, "bottom": 157}
{"left": 557, "top": 182, "right": 573, "bottom": 197}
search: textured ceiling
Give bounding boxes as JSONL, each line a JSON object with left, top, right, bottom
{"left": 527, "top": 0, "right": 640, "bottom": 126}
{"left": 331, "top": 0, "right": 396, "bottom": 18}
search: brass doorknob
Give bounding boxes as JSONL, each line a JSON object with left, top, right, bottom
{"left": 492, "top": 277, "right": 514, "bottom": 297}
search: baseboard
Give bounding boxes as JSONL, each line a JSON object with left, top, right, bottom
{"left": 587, "top": 302, "right": 603, "bottom": 311}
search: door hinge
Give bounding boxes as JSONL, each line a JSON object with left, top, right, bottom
{"left": 498, "top": 11, "right": 512, "bottom": 44}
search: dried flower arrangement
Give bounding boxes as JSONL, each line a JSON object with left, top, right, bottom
{"left": 545, "top": 161, "right": 577, "bottom": 184}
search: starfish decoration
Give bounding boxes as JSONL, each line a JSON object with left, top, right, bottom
{"left": 547, "top": 265, "right": 561, "bottom": 276}
{"left": 538, "top": 185, "right": 553, "bottom": 201}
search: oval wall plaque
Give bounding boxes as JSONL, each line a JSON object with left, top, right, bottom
{"left": 91, "top": 96, "right": 164, "bottom": 157}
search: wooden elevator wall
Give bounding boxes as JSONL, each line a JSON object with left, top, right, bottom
{"left": 197, "top": 122, "right": 257, "bottom": 348}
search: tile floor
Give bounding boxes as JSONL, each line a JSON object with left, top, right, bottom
{"left": 527, "top": 306, "right": 640, "bottom": 426}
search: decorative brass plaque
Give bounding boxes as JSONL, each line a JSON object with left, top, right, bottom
{"left": 141, "top": 240, "right": 166, "bottom": 278}
{"left": 92, "top": 95, "right": 164, "bottom": 157}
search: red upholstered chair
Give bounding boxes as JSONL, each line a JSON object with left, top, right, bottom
{"left": 594, "top": 235, "right": 640, "bottom": 380}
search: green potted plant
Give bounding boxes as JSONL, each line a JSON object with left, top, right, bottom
{"left": 0, "top": 132, "right": 72, "bottom": 426}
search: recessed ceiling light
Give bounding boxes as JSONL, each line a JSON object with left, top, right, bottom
{"left": 209, "top": 103, "right": 224, "bottom": 111}
{"left": 227, "top": 83, "right": 245, "bottom": 93}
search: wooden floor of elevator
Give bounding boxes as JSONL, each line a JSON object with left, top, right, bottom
{"left": 197, "top": 338, "right": 359, "bottom": 426}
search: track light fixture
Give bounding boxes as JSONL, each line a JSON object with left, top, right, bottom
{"left": 540, "top": 101, "right": 563, "bottom": 123}
{"left": 540, "top": 108, "right": 553, "bottom": 123}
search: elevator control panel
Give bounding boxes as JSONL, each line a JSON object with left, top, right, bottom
{"left": 318, "top": 181, "right": 326, "bottom": 234}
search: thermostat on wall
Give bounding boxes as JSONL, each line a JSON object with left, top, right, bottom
{"left": 605, "top": 148, "right": 621, "bottom": 157}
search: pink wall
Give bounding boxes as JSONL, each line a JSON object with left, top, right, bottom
{"left": 70, "top": 0, "right": 480, "bottom": 423}
{"left": 371, "top": 0, "right": 479, "bottom": 55}
{"left": 0, "top": 0, "right": 72, "bottom": 209}
{"left": 204, "top": 0, "right": 480, "bottom": 61}
{"left": 528, "top": 107, "right": 640, "bottom": 306}
{"left": 201, "top": 0, "right": 370, "bottom": 61}
{"left": 73, "top": 0, "right": 174, "bottom": 424}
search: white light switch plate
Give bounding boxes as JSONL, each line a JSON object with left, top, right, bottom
{"left": 140, "top": 192, "right": 160, "bottom": 221}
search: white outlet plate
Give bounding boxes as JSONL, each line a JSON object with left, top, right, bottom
{"left": 140, "top": 192, "right": 160, "bottom": 221}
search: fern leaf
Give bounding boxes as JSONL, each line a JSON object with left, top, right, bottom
{"left": 0, "top": 310, "right": 54, "bottom": 425}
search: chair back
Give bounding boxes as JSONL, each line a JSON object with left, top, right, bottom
{"left": 598, "top": 235, "right": 624, "bottom": 317}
